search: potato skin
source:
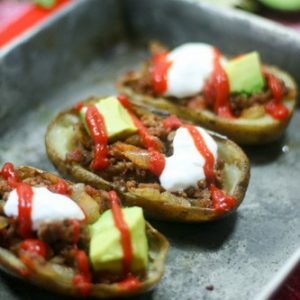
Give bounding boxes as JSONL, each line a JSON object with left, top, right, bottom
{"left": 0, "top": 166, "right": 168, "bottom": 298}
{"left": 45, "top": 100, "right": 250, "bottom": 223}
{"left": 118, "top": 66, "right": 297, "bottom": 145}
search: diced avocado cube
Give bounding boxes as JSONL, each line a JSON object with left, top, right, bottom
{"left": 80, "top": 97, "right": 137, "bottom": 141}
{"left": 225, "top": 52, "right": 265, "bottom": 94}
{"left": 89, "top": 207, "right": 148, "bottom": 274}
{"left": 34, "top": 0, "right": 56, "bottom": 9}
{"left": 258, "top": 0, "right": 300, "bottom": 11}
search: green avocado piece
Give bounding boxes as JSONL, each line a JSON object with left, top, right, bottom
{"left": 89, "top": 207, "right": 148, "bottom": 274}
{"left": 80, "top": 97, "right": 137, "bottom": 141}
{"left": 225, "top": 52, "right": 265, "bottom": 94}
{"left": 34, "top": 0, "right": 56, "bottom": 9}
{"left": 258, "top": 0, "right": 300, "bottom": 11}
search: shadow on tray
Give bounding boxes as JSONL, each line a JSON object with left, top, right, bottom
{"left": 242, "top": 135, "right": 288, "bottom": 166}
{"left": 0, "top": 272, "right": 71, "bottom": 300}
{"left": 150, "top": 212, "right": 238, "bottom": 250}
{"left": 0, "top": 271, "right": 155, "bottom": 300}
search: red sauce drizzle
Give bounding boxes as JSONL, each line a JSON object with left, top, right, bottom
{"left": 85, "top": 105, "right": 109, "bottom": 170}
{"left": 184, "top": 125, "right": 215, "bottom": 183}
{"left": 163, "top": 115, "right": 182, "bottom": 132}
{"left": 73, "top": 250, "right": 92, "bottom": 297}
{"left": 264, "top": 72, "right": 289, "bottom": 120}
{"left": 204, "top": 49, "right": 233, "bottom": 118}
{"left": 48, "top": 177, "right": 69, "bottom": 195}
{"left": 148, "top": 151, "right": 166, "bottom": 177}
{"left": 20, "top": 239, "right": 47, "bottom": 258}
{"left": 19, "top": 239, "right": 47, "bottom": 276}
{"left": 118, "top": 274, "right": 141, "bottom": 290}
{"left": 117, "top": 95, "right": 165, "bottom": 177}
{"left": 108, "top": 191, "right": 141, "bottom": 290}
{"left": 209, "top": 184, "right": 236, "bottom": 214}
{"left": 16, "top": 182, "right": 34, "bottom": 238}
{"left": 69, "top": 218, "right": 91, "bottom": 295}
{"left": 108, "top": 191, "right": 132, "bottom": 275}
{"left": 184, "top": 126, "right": 236, "bottom": 213}
{"left": 150, "top": 51, "right": 172, "bottom": 95}
{"left": 1, "top": 162, "right": 19, "bottom": 187}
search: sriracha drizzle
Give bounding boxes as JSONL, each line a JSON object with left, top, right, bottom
{"left": 20, "top": 239, "right": 47, "bottom": 258}
{"left": 48, "top": 177, "right": 69, "bottom": 195}
{"left": 1, "top": 163, "right": 34, "bottom": 238}
{"left": 19, "top": 239, "right": 48, "bottom": 276}
{"left": 150, "top": 51, "right": 172, "bottom": 95}
{"left": 184, "top": 125, "right": 215, "bottom": 183}
{"left": 16, "top": 183, "right": 34, "bottom": 238}
{"left": 204, "top": 49, "right": 232, "bottom": 118}
{"left": 1, "top": 162, "right": 19, "bottom": 187}
{"left": 108, "top": 191, "right": 141, "bottom": 289}
{"left": 264, "top": 72, "right": 289, "bottom": 120}
{"left": 183, "top": 126, "right": 236, "bottom": 213}
{"left": 73, "top": 250, "right": 92, "bottom": 297}
{"left": 108, "top": 191, "right": 133, "bottom": 275}
{"left": 85, "top": 105, "right": 109, "bottom": 170}
{"left": 163, "top": 115, "right": 182, "bottom": 132}
{"left": 117, "top": 95, "right": 166, "bottom": 177}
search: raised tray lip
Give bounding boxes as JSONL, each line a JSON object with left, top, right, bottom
{"left": 0, "top": 0, "right": 299, "bottom": 298}
{"left": 1, "top": 0, "right": 300, "bottom": 58}
{"left": 184, "top": 0, "right": 300, "bottom": 41}
{"left": 0, "top": 0, "right": 81, "bottom": 57}
{"left": 255, "top": 247, "right": 300, "bottom": 300}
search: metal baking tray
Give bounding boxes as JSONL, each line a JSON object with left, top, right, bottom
{"left": 0, "top": 0, "right": 299, "bottom": 299}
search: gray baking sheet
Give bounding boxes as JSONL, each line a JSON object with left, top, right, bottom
{"left": 0, "top": 0, "right": 299, "bottom": 299}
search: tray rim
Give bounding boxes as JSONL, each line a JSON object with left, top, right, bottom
{"left": 0, "top": 0, "right": 299, "bottom": 299}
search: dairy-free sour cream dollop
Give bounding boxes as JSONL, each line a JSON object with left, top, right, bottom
{"left": 4, "top": 187, "right": 85, "bottom": 230}
{"left": 159, "top": 126, "right": 218, "bottom": 192}
{"left": 164, "top": 43, "right": 226, "bottom": 98}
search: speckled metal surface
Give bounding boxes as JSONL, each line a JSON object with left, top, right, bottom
{"left": 0, "top": 0, "right": 299, "bottom": 299}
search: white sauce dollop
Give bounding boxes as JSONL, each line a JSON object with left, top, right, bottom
{"left": 164, "top": 43, "right": 226, "bottom": 98}
{"left": 159, "top": 126, "right": 218, "bottom": 192}
{"left": 4, "top": 187, "right": 85, "bottom": 230}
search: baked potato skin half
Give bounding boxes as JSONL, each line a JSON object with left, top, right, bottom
{"left": 118, "top": 66, "right": 297, "bottom": 145}
{"left": 0, "top": 165, "right": 168, "bottom": 298}
{"left": 45, "top": 99, "right": 250, "bottom": 222}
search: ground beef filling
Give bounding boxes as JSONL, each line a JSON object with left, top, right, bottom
{"left": 37, "top": 220, "right": 89, "bottom": 252}
{"left": 67, "top": 111, "right": 225, "bottom": 208}
{"left": 121, "top": 48, "right": 290, "bottom": 117}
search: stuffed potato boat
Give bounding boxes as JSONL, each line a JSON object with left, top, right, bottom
{"left": 0, "top": 163, "right": 168, "bottom": 298}
{"left": 45, "top": 96, "right": 250, "bottom": 222}
{"left": 118, "top": 43, "right": 297, "bottom": 145}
